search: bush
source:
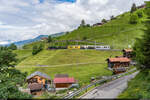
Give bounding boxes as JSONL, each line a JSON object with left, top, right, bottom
{"left": 130, "top": 14, "right": 138, "bottom": 24}
{"left": 136, "top": 11, "right": 143, "bottom": 18}
{"left": 32, "top": 44, "right": 44, "bottom": 55}
{"left": 9, "top": 43, "right": 17, "bottom": 50}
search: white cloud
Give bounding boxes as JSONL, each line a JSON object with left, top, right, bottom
{"left": 0, "top": 0, "right": 148, "bottom": 42}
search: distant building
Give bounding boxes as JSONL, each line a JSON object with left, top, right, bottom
{"left": 41, "top": 37, "right": 48, "bottom": 41}
{"left": 93, "top": 23, "right": 103, "bottom": 27}
{"left": 122, "top": 49, "right": 133, "bottom": 58}
{"left": 137, "top": 4, "right": 146, "bottom": 9}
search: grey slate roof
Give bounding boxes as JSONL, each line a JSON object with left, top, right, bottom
{"left": 26, "top": 71, "right": 51, "bottom": 80}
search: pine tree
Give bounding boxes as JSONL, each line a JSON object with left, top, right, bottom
{"left": 131, "top": 3, "right": 137, "bottom": 13}
{"left": 80, "top": 19, "right": 85, "bottom": 27}
{"left": 47, "top": 36, "right": 52, "bottom": 43}
{"left": 9, "top": 43, "right": 17, "bottom": 50}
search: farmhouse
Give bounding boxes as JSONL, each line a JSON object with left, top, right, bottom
{"left": 122, "top": 49, "right": 133, "bottom": 58}
{"left": 107, "top": 57, "right": 131, "bottom": 68}
{"left": 54, "top": 77, "right": 76, "bottom": 88}
{"left": 26, "top": 71, "right": 51, "bottom": 95}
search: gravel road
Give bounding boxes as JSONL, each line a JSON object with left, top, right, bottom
{"left": 81, "top": 71, "right": 139, "bottom": 99}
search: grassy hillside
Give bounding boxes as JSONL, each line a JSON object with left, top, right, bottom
{"left": 55, "top": 9, "right": 146, "bottom": 49}
{"left": 13, "top": 50, "right": 32, "bottom": 64}
{"left": 119, "top": 70, "right": 150, "bottom": 99}
{"left": 16, "top": 49, "right": 122, "bottom": 86}
{"left": 23, "top": 9, "right": 146, "bottom": 49}
{"left": 17, "top": 49, "right": 122, "bottom": 67}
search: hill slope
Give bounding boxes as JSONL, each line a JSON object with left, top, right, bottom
{"left": 23, "top": 9, "right": 146, "bottom": 49}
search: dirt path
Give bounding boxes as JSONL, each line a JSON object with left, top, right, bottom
{"left": 80, "top": 71, "right": 139, "bottom": 99}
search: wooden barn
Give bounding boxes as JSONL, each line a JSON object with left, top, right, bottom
{"left": 53, "top": 77, "right": 76, "bottom": 88}
{"left": 107, "top": 57, "right": 131, "bottom": 68}
{"left": 26, "top": 71, "right": 51, "bottom": 95}
{"left": 122, "top": 49, "right": 133, "bottom": 58}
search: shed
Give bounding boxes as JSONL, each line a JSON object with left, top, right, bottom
{"left": 54, "top": 77, "right": 76, "bottom": 88}
{"left": 122, "top": 49, "right": 133, "bottom": 58}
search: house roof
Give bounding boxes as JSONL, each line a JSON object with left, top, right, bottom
{"left": 26, "top": 71, "right": 51, "bottom": 80}
{"left": 123, "top": 49, "right": 133, "bottom": 52}
{"left": 108, "top": 57, "right": 131, "bottom": 63}
{"left": 28, "top": 83, "right": 43, "bottom": 91}
{"left": 55, "top": 74, "right": 69, "bottom": 78}
{"left": 54, "top": 77, "right": 75, "bottom": 84}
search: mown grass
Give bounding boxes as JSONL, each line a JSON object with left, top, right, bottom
{"left": 13, "top": 50, "right": 32, "bottom": 64}
{"left": 119, "top": 70, "right": 150, "bottom": 99}
{"left": 17, "top": 49, "right": 122, "bottom": 67}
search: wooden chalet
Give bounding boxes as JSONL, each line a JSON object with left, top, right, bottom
{"left": 26, "top": 71, "right": 51, "bottom": 95}
{"left": 122, "top": 49, "right": 133, "bottom": 58}
{"left": 107, "top": 57, "right": 131, "bottom": 68}
{"left": 54, "top": 77, "right": 76, "bottom": 88}
{"left": 107, "top": 57, "right": 131, "bottom": 74}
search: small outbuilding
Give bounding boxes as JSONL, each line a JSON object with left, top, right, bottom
{"left": 54, "top": 77, "right": 76, "bottom": 88}
{"left": 122, "top": 49, "right": 133, "bottom": 58}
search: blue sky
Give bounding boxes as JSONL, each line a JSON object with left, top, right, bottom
{"left": 0, "top": 0, "right": 148, "bottom": 44}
